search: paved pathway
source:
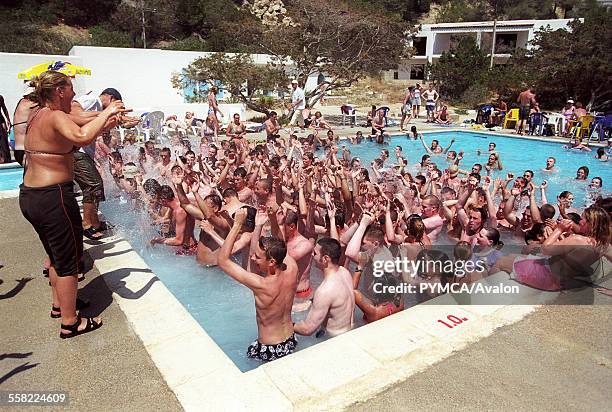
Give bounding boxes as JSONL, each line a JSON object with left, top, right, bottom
{"left": 0, "top": 197, "right": 181, "bottom": 411}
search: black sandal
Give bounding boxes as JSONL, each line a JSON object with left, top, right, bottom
{"left": 50, "top": 298, "right": 91, "bottom": 318}
{"left": 95, "top": 221, "right": 113, "bottom": 232}
{"left": 83, "top": 227, "right": 104, "bottom": 240}
{"left": 60, "top": 315, "right": 102, "bottom": 339}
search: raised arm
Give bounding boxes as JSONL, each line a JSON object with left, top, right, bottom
{"left": 345, "top": 214, "right": 373, "bottom": 262}
{"left": 217, "top": 209, "right": 264, "bottom": 291}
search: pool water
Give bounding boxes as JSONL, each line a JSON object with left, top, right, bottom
{"left": 350, "top": 131, "right": 610, "bottom": 208}
{"left": 0, "top": 166, "right": 23, "bottom": 191}
{"left": 99, "top": 130, "right": 609, "bottom": 372}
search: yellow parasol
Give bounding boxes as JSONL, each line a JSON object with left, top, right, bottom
{"left": 17, "top": 61, "right": 92, "bottom": 80}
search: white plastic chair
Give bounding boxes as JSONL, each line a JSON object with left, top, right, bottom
{"left": 341, "top": 104, "right": 357, "bottom": 126}
{"left": 138, "top": 111, "right": 165, "bottom": 142}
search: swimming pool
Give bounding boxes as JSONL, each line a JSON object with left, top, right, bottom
{"left": 99, "top": 130, "right": 609, "bottom": 372}
{"left": 0, "top": 165, "right": 23, "bottom": 191}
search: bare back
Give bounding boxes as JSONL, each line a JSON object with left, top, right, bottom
{"left": 254, "top": 256, "right": 298, "bottom": 344}
{"left": 13, "top": 98, "right": 37, "bottom": 151}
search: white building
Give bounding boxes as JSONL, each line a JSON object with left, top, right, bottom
{"left": 384, "top": 18, "right": 578, "bottom": 83}
{"left": 0, "top": 46, "right": 324, "bottom": 118}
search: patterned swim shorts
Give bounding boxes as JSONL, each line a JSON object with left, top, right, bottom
{"left": 247, "top": 334, "right": 298, "bottom": 362}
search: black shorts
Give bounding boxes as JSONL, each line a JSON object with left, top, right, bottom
{"left": 19, "top": 182, "right": 83, "bottom": 277}
{"left": 73, "top": 152, "right": 105, "bottom": 203}
{"left": 247, "top": 334, "right": 297, "bottom": 362}
{"left": 519, "top": 105, "right": 531, "bottom": 120}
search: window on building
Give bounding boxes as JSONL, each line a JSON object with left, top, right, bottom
{"left": 410, "top": 65, "right": 425, "bottom": 80}
{"left": 413, "top": 37, "right": 427, "bottom": 56}
{"left": 393, "top": 71, "right": 399, "bottom": 80}
{"left": 495, "top": 33, "right": 518, "bottom": 53}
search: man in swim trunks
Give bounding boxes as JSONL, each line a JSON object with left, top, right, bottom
{"left": 516, "top": 87, "right": 536, "bottom": 135}
{"left": 218, "top": 208, "right": 299, "bottom": 362}
{"left": 264, "top": 111, "right": 281, "bottom": 141}
{"left": 293, "top": 237, "right": 354, "bottom": 337}
{"left": 149, "top": 184, "right": 195, "bottom": 249}
{"left": 422, "top": 83, "right": 439, "bottom": 123}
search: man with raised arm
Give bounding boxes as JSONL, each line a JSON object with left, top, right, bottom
{"left": 218, "top": 208, "right": 299, "bottom": 362}
{"left": 281, "top": 210, "right": 315, "bottom": 311}
{"left": 293, "top": 237, "right": 354, "bottom": 337}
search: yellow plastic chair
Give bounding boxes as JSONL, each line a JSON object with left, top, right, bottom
{"left": 574, "top": 115, "right": 595, "bottom": 139}
{"left": 503, "top": 108, "right": 519, "bottom": 129}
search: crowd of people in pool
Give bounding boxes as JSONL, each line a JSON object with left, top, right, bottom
{"left": 10, "top": 71, "right": 612, "bottom": 363}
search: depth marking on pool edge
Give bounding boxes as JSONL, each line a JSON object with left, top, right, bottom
{"left": 83, "top": 225, "right": 540, "bottom": 411}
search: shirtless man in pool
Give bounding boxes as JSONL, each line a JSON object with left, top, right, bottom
{"left": 281, "top": 210, "right": 315, "bottom": 311}
{"left": 218, "top": 208, "right": 299, "bottom": 362}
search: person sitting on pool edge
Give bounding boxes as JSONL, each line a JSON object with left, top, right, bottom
{"left": 218, "top": 208, "right": 299, "bottom": 362}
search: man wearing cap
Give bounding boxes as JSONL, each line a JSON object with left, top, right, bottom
{"left": 71, "top": 88, "right": 135, "bottom": 239}
{"left": 288, "top": 80, "right": 305, "bottom": 134}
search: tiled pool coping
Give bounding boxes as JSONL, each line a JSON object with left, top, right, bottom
{"left": 84, "top": 230, "right": 559, "bottom": 411}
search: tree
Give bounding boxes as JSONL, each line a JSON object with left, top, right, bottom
{"left": 429, "top": 36, "right": 490, "bottom": 101}
{"left": 171, "top": 53, "right": 289, "bottom": 115}
{"left": 252, "top": 0, "right": 413, "bottom": 107}
{"left": 509, "top": 3, "right": 612, "bottom": 111}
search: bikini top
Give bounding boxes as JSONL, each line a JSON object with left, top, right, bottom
{"left": 24, "top": 108, "right": 78, "bottom": 156}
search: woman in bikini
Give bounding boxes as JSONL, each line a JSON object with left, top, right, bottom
{"left": 492, "top": 206, "right": 610, "bottom": 291}
{"left": 20, "top": 71, "right": 126, "bottom": 338}
{"left": 207, "top": 86, "right": 222, "bottom": 140}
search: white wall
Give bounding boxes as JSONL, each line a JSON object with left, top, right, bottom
{"left": 0, "top": 52, "right": 87, "bottom": 116}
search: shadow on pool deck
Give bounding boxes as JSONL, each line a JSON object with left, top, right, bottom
{"left": 0, "top": 197, "right": 181, "bottom": 411}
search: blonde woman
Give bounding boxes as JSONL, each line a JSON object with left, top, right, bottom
{"left": 19, "top": 71, "right": 127, "bottom": 338}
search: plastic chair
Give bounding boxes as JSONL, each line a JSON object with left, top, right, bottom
{"left": 570, "top": 115, "right": 595, "bottom": 140}
{"left": 544, "top": 112, "right": 564, "bottom": 136}
{"left": 138, "top": 111, "right": 165, "bottom": 142}
{"left": 503, "top": 108, "right": 519, "bottom": 129}
{"left": 588, "top": 115, "right": 612, "bottom": 142}
{"left": 528, "top": 112, "right": 547, "bottom": 135}
{"left": 341, "top": 104, "right": 357, "bottom": 127}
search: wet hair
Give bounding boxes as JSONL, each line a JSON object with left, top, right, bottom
{"left": 482, "top": 227, "right": 503, "bottom": 249}
{"left": 472, "top": 163, "right": 482, "bottom": 172}
{"left": 317, "top": 237, "right": 342, "bottom": 265}
{"left": 25, "top": 71, "right": 71, "bottom": 106}
{"left": 258, "top": 237, "right": 287, "bottom": 270}
{"left": 110, "top": 151, "right": 123, "bottom": 162}
{"left": 566, "top": 212, "right": 581, "bottom": 224}
{"left": 524, "top": 223, "right": 545, "bottom": 244}
{"left": 407, "top": 215, "right": 425, "bottom": 241}
{"left": 420, "top": 154, "right": 430, "bottom": 166}
{"left": 489, "top": 142, "right": 496, "bottom": 148}
{"left": 577, "top": 166, "right": 589, "bottom": 178}
{"left": 143, "top": 178, "right": 161, "bottom": 196}
{"left": 360, "top": 168, "right": 370, "bottom": 182}
{"left": 540, "top": 204, "right": 555, "bottom": 220}
{"left": 597, "top": 148, "right": 605, "bottom": 158}
{"left": 524, "top": 170, "right": 534, "bottom": 177}
{"left": 469, "top": 172, "right": 481, "bottom": 182}
{"left": 414, "top": 175, "right": 426, "bottom": 185}
{"left": 222, "top": 188, "right": 238, "bottom": 199}
{"left": 234, "top": 167, "right": 247, "bottom": 179}
{"left": 285, "top": 210, "right": 299, "bottom": 227}
{"left": 454, "top": 241, "right": 472, "bottom": 260}
{"left": 558, "top": 190, "right": 573, "bottom": 200}
{"left": 364, "top": 224, "right": 385, "bottom": 245}
{"left": 204, "top": 194, "right": 222, "bottom": 210}
{"left": 410, "top": 125, "right": 417, "bottom": 134}
{"left": 441, "top": 186, "right": 456, "bottom": 198}
{"left": 158, "top": 185, "right": 175, "bottom": 201}
{"left": 583, "top": 206, "right": 610, "bottom": 246}
{"left": 593, "top": 177, "right": 603, "bottom": 186}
